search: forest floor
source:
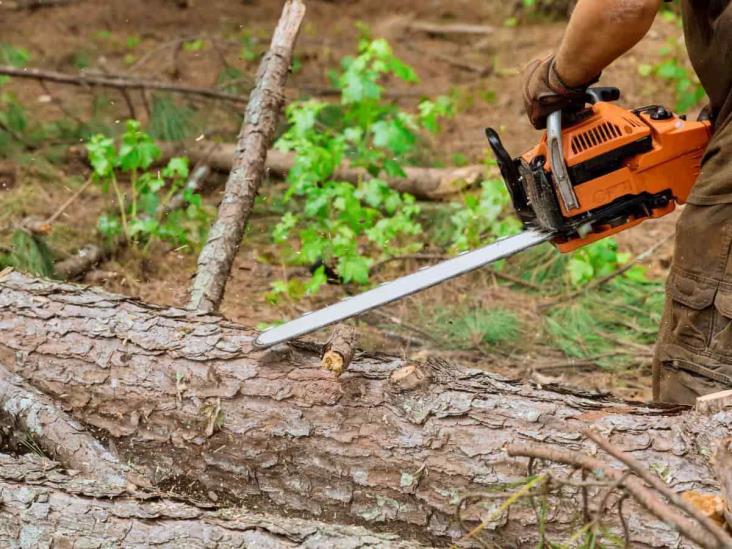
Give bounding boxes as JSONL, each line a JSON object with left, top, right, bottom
{"left": 0, "top": 0, "right": 700, "bottom": 400}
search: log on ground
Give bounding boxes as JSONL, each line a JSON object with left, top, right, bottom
{"left": 0, "top": 452, "right": 424, "bottom": 548}
{"left": 0, "top": 272, "right": 729, "bottom": 546}
{"left": 162, "top": 141, "right": 485, "bottom": 200}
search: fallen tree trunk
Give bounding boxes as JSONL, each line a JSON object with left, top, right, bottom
{"left": 0, "top": 272, "right": 729, "bottom": 546}
{"left": 0, "top": 452, "right": 424, "bottom": 548}
{"left": 162, "top": 141, "right": 485, "bottom": 200}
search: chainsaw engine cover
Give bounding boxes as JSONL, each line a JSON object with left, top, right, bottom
{"left": 487, "top": 93, "right": 712, "bottom": 252}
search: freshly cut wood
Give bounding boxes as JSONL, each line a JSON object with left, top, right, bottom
{"left": 320, "top": 324, "right": 357, "bottom": 376}
{"left": 0, "top": 452, "right": 425, "bottom": 548}
{"left": 163, "top": 141, "right": 485, "bottom": 200}
{"left": 1, "top": 272, "right": 730, "bottom": 546}
{"left": 187, "top": 0, "right": 306, "bottom": 313}
{"left": 697, "top": 389, "right": 732, "bottom": 415}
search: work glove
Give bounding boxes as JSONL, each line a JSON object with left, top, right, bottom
{"left": 522, "top": 55, "right": 598, "bottom": 130}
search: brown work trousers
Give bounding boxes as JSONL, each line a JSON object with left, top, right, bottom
{"left": 653, "top": 203, "right": 732, "bottom": 404}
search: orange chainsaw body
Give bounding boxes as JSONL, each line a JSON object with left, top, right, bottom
{"left": 487, "top": 92, "right": 712, "bottom": 254}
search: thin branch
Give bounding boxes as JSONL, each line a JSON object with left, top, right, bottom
{"left": 0, "top": 65, "right": 248, "bottom": 104}
{"left": 507, "top": 443, "right": 725, "bottom": 549}
{"left": 583, "top": 429, "right": 732, "bottom": 548}
{"left": 46, "top": 177, "right": 93, "bottom": 225}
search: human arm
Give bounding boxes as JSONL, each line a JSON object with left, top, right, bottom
{"left": 523, "top": 0, "right": 663, "bottom": 128}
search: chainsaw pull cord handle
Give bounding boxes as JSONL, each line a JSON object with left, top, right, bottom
{"left": 546, "top": 110, "right": 580, "bottom": 211}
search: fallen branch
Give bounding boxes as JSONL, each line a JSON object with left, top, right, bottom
{"left": 321, "top": 324, "right": 357, "bottom": 376}
{"left": 163, "top": 141, "right": 485, "bottom": 200}
{"left": 187, "top": 0, "right": 306, "bottom": 312}
{"left": 0, "top": 362, "right": 135, "bottom": 491}
{"left": 404, "top": 20, "right": 496, "bottom": 37}
{"left": 0, "top": 65, "right": 248, "bottom": 104}
{"left": 0, "top": 0, "right": 82, "bottom": 8}
{"left": 0, "top": 452, "right": 425, "bottom": 548}
{"left": 507, "top": 443, "right": 725, "bottom": 549}
{"left": 54, "top": 243, "right": 108, "bottom": 279}
{"left": 583, "top": 429, "right": 732, "bottom": 547}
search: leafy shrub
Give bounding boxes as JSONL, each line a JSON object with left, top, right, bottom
{"left": 86, "top": 120, "right": 210, "bottom": 252}
{"left": 270, "top": 37, "right": 454, "bottom": 294}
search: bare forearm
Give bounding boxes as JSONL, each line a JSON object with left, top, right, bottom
{"left": 555, "top": 0, "right": 662, "bottom": 87}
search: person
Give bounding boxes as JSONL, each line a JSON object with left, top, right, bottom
{"left": 522, "top": 0, "right": 732, "bottom": 404}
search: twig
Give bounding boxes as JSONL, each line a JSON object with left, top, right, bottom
{"left": 507, "top": 443, "right": 724, "bottom": 549}
{"left": 0, "top": 65, "right": 248, "bottom": 104}
{"left": 583, "top": 429, "right": 732, "bottom": 548}
{"left": 46, "top": 178, "right": 94, "bottom": 225}
{"left": 187, "top": 0, "right": 306, "bottom": 313}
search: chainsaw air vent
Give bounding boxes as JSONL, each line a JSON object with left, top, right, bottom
{"left": 570, "top": 122, "right": 622, "bottom": 154}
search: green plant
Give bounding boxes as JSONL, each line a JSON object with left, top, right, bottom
{"left": 566, "top": 238, "right": 631, "bottom": 287}
{"left": 436, "top": 307, "right": 522, "bottom": 348}
{"left": 0, "top": 229, "right": 55, "bottom": 277}
{"left": 148, "top": 95, "right": 195, "bottom": 142}
{"left": 639, "top": 38, "right": 706, "bottom": 113}
{"left": 86, "top": 120, "right": 210, "bottom": 252}
{"left": 447, "top": 178, "right": 522, "bottom": 253}
{"left": 544, "top": 275, "right": 664, "bottom": 370}
{"left": 269, "top": 37, "right": 454, "bottom": 295}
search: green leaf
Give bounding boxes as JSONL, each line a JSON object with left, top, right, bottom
{"left": 162, "top": 156, "right": 190, "bottom": 180}
{"left": 305, "top": 266, "right": 328, "bottom": 295}
{"left": 0, "top": 44, "right": 31, "bottom": 68}
{"left": 337, "top": 253, "right": 371, "bottom": 284}
{"left": 97, "top": 214, "right": 122, "bottom": 238}
{"left": 567, "top": 257, "right": 594, "bottom": 286}
{"left": 86, "top": 135, "right": 117, "bottom": 178}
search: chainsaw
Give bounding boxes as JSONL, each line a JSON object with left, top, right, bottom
{"left": 254, "top": 87, "right": 712, "bottom": 349}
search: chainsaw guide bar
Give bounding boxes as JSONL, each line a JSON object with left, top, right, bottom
{"left": 253, "top": 229, "right": 552, "bottom": 349}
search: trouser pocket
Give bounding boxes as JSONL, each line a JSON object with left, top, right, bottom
{"left": 663, "top": 270, "right": 717, "bottom": 352}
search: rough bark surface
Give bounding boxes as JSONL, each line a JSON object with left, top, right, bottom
{"left": 0, "top": 362, "right": 135, "bottom": 491}
{"left": 1, "top": 273, "right": 730, "bottom": 546}
{"left": 187, "top": 0, "right": 306, "bottom": 313}
{"left": 164, "top": 141, "right": 485, "bottom": 200}
{"left": 0, "top": 453, "right": 424, "bottom": 548}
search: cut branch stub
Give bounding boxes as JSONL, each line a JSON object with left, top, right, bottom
{"left": 320, "top": 324, "right": 357, "bottom": 376}
{"left": 187, "top": 0, "right": 306, "bottom": 313}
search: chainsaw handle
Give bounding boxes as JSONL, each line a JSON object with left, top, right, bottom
{"left": 546, "top": 111, "right": 579, "bottom": 211}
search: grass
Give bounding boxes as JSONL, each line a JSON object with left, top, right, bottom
{"left": 544, "top": 276, "right": 664, "bottom": 370}
{"left": 432, "top": 306, "right": 522, "bottom": 349}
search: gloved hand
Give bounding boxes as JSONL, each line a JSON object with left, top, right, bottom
{"left": 522, "top": 55, "right": 598, "bottom": 129}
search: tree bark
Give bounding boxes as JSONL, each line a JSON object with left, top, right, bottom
{"left": 0, "top": 452, "right": 425, "bottom": 548}
{"left": 0, "top": 272, "right": 729, "bottom": 546}
{"left": 187, "top": 0, "right": 306, "bottom": 313}
{"left": 163, "top": 141, "right": 485, "bottom": 200}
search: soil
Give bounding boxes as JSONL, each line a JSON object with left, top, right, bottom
{"left": 0, "top": 0, "right": 695, "bottom": 401}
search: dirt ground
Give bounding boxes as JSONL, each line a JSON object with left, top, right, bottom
{"left": 0, "top": 0, "right": 696, "bottom": 400}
